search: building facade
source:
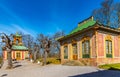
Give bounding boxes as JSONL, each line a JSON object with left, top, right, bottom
{"left": 3, "top": 33, "right": 29, "bottom": 60}
{"left": 58, "top": 17, "right": 120, "bottom": 66}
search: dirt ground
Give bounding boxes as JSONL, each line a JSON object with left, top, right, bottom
{"left": 0, "top": 60, "right": 120, "bottom": 77}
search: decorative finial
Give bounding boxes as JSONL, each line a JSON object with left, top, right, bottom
{"left": 91, "top": 16, "right": 94, "bottom": 20}
{"left": 16, "top": 32, "right": 18, "bottom": 35}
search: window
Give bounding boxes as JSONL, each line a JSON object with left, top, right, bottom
{"left": 106, "top": 40, "right": 112, "bottom": 58}
{"left": 64, "top": 46, "right": 68, "bottom": 59}
{"left": 82, "top": 40, "right": 90, "bottom": 58}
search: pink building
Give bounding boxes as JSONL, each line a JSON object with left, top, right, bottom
{"left": 3, "top": 33, "right": 29, "bottom": 60}
{"left": 58, "top": 17, "right": 120, "bottom": 66}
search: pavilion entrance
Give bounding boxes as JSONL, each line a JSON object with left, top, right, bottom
{"left": 16, "top": 52, "right": 21, "bottom": 60}
{"left": 72, "top": 43, "right": 78, "bottom": 60}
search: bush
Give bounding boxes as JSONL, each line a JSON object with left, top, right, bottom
{"left": 0, "top": 57, "right": 2, "bottom": 64}
{"left": 47, "top": 58, "right": 60, "bottom": 64}
{"left": 37, "top": 58, "right": 61, "bottom": 64}
{"left": 99, "top": 63, "right": 120, "bottom": 71}
{"left": 36, "top": 58, "right": 42, "bottom": 63}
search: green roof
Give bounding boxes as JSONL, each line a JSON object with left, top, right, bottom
{"left": 57, "top": 17, "right": 97, "bottom": 41}
{"left": 69, "top": 19, "right": 96, "bottom": 35}
{"left": 12, "top": 45, "right": 28, "bottom": 50}
{"left": 14, "top": 33, "right": 21, "bottom": 37}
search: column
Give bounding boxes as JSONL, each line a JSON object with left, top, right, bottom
{"left": 61, "top": 46, "right": 64, "bottom": 62}
{"left": 77, "top": 41, "right": 80, "bottom": 59}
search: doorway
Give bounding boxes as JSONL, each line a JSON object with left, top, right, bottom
{"left": 16, "top": 52, "right": 21, "bottom": 60}
{"left": 72, "top": 43, "right": 78, "bottom": 60}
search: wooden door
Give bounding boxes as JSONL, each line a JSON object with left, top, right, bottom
{"left": 16, "top": 52, "right": 21, "bottom": 60}
{"left": 72, "top": 44, "right": 78, "bottom": 60}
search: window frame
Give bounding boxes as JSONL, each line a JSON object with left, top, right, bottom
{"left": 64, "top": 45, "right": 68, "bottom": 59}
{"left": 72, "top": 43, "right": 77, "bottom": 55}
{"left": 82, "top": 40, "right": 90, "bottom": 58}
{"left": 106, "top": 40, "right": 112, "bottom": 58}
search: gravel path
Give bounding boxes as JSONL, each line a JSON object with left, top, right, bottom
{"left": 0, "top": 60, "right": 120, "bottom": 77}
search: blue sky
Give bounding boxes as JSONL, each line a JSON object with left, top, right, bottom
{"left": 0, "top": 0, "right": 114, "bottom": 36}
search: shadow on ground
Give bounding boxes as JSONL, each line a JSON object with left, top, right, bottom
{"left": 0, "top": 74, "right": 8, "bottom": 77}
{"left": 12, "top": 61, "right": 22, "bottom": 68}
{"left": 13, "top": 61, "right": 19, "bottom": 64}
{"left": 13, "top": 65, "right": 22, "bottom": 68}
{"left": 69, "top": 70, "right": 120, "bottom": 77}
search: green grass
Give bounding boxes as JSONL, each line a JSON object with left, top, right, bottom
{"left": 99, "top": 63, "right": 120, "bottom": 71}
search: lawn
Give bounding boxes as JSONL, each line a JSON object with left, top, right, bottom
{"left": 99, "top": 63, "right": 120, "bottom": 71}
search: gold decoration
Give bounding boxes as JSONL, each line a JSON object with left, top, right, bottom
{"left": 72, "top": 39, "right": 77, "bottom": 44}
{"left": 105, "top": 35, "right": 112, "bottom": 40}
{"left": 63, "top": 42, "right": 68, "bottom": 46}
{"left": 81, "top": 36, "right": 90, "bottom": 42}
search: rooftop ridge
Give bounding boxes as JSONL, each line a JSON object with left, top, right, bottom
{"left": 78, "top": 16, "right": 94, "bottom": 27}
{"left": 69, "top": 17, "right": 96, "bottom": 35}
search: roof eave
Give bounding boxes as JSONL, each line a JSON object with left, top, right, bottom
{"left": 58, "top": 23, "right": 120, "bottom": 41}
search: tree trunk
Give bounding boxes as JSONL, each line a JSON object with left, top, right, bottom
{"left": 43, "top": 51, "right": 47, "bottom": 65}
{"left": 7, "top": 51, "right": 12, "bottom": 69}
{"left": 33, "top": 51, "right": 37, "bottom": 63}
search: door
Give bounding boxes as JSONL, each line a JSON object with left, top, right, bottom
{"left": 72, "top": 43, "right": 78, "bottom": 60}
{"left": 16, "top": 52, "right": 21, "bottom": 60}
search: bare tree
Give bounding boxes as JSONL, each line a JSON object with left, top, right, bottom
{"left": 52, "top": 31, "right": 65, "bottom": 59}
{"left": 22, "top": 34, "right": 34, "bottom": 60}
{"left": 92, "top": 0, "right": 113, "bottom": 26}
{"left": 33, "top": 43, "right": 39, "bottom": 63}
{"left": 111, "top": 2, "right": 120, "bottom": 28}
{"left": 0, "top": 33, "right": 13, "bottom": 69}
{"left": 43, "top": 37, "right": 51, "bottom": 65}
{"left": 37, "top": 34, "right": 51, "bottom": 65}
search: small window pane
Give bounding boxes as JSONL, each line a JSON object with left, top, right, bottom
{"left": 82, "top": 42, "right": 84, "bottom": 54}
{"left": 106, "top": 40, "right": 109, "bottom": 54}
{"left": 106, "top": 40, "right": 112, "bottom": 58}
{"left": 64, "top": 46, "right": 68, "bottom": 59}
{"left": 86, "top": 41, "right": 89, "bottom": 54}
{"left": 82, "top": 40, "right": 90, "bottom": 58}
{"left": 109, "top": 41, "right": 112, "bottom": 54}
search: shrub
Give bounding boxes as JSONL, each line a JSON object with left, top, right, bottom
{"left": 0, "top": 57, "right": 2, "bottom": 64}
{"left": 37, "top": 58, "right": 61, "bottom": 64}
{"left": 47, "top": 58, "right": 60, "bottom": 64}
